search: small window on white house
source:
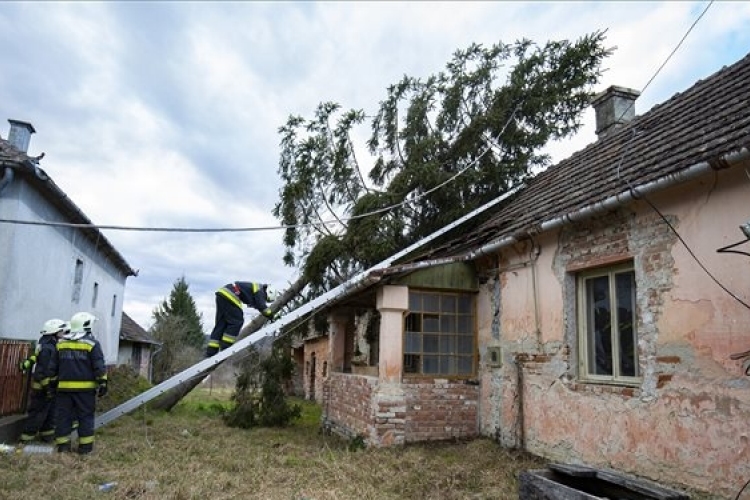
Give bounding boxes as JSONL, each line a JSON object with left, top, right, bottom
{"left": 72, "top": 258, "right": 84, "bottom": 303}
{"left": 92, "top": 282, "right": 99, "bottom": 308}
{"left": 111, "top": 294, "right": 117, "bottom": 317}
{"left": 577, "top": 263, "right": 639, "bottom": 384}
{"left": 404, "top": 290, "right": 476, "bottom": 376}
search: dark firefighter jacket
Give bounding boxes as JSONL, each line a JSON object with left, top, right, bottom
{"left": 50, "top": 335, "right": 107, "bottom": 391}
{"left": 218, "top": 282, "right": 273, "bottom": 318}
{"left": 29, "top": 335, "right": 57, "bottom": 391}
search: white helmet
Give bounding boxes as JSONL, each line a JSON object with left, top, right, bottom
{"left": 265, "top": 286, "right": 278, "bottom": 303}
{"left": 70, "top": 311, "right": 97, "bottom": 334}
{"left": 41, "top": 319, "right": 69, "bottom": 336}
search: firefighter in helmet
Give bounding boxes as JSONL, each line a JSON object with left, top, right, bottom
{"left": 205, "top": 282, "right": 280, "bottom": 357}
{"left": 18, "top": 318, "right": 69, "bottom": 445}
{"left": 49, "top": 312, "right": 107, "bottom": 454}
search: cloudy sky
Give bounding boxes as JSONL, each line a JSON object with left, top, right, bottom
{"left": 1, "top": 1, "right": 749, "bottom": 333}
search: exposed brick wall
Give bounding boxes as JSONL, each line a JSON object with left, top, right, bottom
{"left": 322, "top": 373, "right": 479, "bottom": 447}
{"left": 322, "top": 372, "right": 375, "bottom": 440}
{"left": 403, "top": 380, "right": 479, "bottom": 443}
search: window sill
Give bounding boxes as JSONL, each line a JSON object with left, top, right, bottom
{"left": 569, "top": 380, "right": 641, "bottom": 398}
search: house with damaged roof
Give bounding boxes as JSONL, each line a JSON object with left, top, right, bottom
{"left": 293, "top": 52, "right": 750, "bottom": 496}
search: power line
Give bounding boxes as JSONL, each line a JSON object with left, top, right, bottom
{"left": 0, "top": 105, "right": 521, "bottom": 234}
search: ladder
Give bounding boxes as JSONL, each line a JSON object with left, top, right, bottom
{"left": 94, "top": 184, "right": 522, "bottom": 429}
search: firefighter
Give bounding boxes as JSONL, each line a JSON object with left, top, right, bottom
{"left": 18, "top": 319, "right": 69, "bottom": 445}
{"left": 49, "top": 311, "right": 107, "bottom": 454}
{"left": 205, "top": 282, "right": 279, "bottom": 357}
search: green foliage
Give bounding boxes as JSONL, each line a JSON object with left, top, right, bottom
{"left": 96, "top": 364, "right": 152, "bottom": 414}
{"left": 274, "top": 32, "right": 612, "bottom": 302}
{"left": 223, "top": 347, "right": 302, "bottom": 429}
{"left": 152, "top": 276, "right": 205, "bottom": 350}
{"left": 149, "top": 315, "right": 202, "bottom": 384}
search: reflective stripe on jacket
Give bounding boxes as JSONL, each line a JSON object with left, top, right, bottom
{"left": 51, "top": 336, "right": 107, "bottom": 392}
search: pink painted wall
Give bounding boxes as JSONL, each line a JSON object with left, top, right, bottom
{"left": 479, "top": 163, "right": 750, "bottom": 497}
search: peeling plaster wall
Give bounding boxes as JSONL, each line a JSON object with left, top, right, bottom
{"left": 478, "top": 165, "right": 750, "bottom": 497}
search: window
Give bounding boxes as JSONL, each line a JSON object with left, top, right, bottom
{"left": 578, "top": 264, "right": 639, "bottom": 383}
{"left": 111, "top": 294, "right": 117, "bottom": 317}
{"left": 404, "top": 290, "right": 475, "bottom": 376}
{"left": 72, "top": 258, "right": 83, "bottom": 303}
{"left": 92, "top": 282, "right": 99, "bottom": 308}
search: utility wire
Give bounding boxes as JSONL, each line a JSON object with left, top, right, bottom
{"left": 0, "top": 105, "right": 521, "bottom": 234}
{"left": 609, "top": 0, "right": 749, "bottom": 311}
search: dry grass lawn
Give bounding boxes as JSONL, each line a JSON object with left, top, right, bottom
{"left": 0, "top": 388, "right": 547, "bottom": 500}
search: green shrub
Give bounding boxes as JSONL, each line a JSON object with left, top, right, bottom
{"left": 96, "top": 365, "right": 152, "bottom": 414}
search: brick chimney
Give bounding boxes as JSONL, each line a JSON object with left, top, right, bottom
{"left": 591, "top": 86, "right": 640, "bottom": 138}
{"left": 7, "top": 119, "right": 36, "bottom": 153}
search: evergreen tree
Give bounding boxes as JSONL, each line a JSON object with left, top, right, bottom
{"left": 152, "top": 276, "right": 205, "bottom": 350}
{"left": 275, "top": 32, "right": 612, "bottom": 296}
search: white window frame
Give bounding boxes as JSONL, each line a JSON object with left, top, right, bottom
{"left": 577, "top": 263, "right": 640, "bottom": 385}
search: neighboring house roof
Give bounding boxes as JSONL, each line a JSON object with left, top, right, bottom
{"left": 415, "top": 52, "right": 750, "bottom": 260}
{"left": 0, "top": 137, "right": 137, "bottom": 277}
{"left": 119, "top": 312, "right": 159, "bottom": 345}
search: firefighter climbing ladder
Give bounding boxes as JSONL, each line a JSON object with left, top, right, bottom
{"left": 94, "top": 184, "right": 523, "bottom": 430}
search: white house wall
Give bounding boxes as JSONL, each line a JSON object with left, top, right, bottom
{"left": 0, "top": 180, "right": 127, "bottom": 365}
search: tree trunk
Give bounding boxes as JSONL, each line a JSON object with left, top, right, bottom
{"left": 150, "top": 276, "right": 308, "bottom": 411}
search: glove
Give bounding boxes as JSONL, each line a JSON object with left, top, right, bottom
{"left": 18, "top": 358, "right": 34, "bottom": 373}
{"left": 97, "top": 381, "right": 108, "bottom": 398}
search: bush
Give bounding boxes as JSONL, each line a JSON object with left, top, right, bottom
{"left": 223, "top": 349, "right": 301, "bottom": 429}
{"left": 96, "top": 365, "right": 152, "bottom": 414}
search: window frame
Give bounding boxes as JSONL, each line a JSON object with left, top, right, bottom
{"left": 576, "top": 263, "right": 640, "bottom": 386}
{"left": 403, "top": 289, "right": 477, "bottom": 378}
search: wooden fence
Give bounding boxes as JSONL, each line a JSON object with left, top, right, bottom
{"left": 0, "top": 340, "right": 33, "bottom": 416}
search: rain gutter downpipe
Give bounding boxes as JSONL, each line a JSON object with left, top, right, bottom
{"left": 379, "top": 147, "right": 750, "bottom": 275}
{"left": 0, "top": 161, "right": 15, "bottom": 196}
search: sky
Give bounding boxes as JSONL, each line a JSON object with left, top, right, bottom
{"left": 1, "top": 1, "right": 749, "bottom": 333}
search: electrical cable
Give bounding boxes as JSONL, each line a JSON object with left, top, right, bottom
{"left": 609, "top": 0, "right": 749, "bottom": 311}
{"left": 0, "top": 104, "right": 521, "bottom": 234}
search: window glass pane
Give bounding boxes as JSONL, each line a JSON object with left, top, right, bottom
{"left": 424, "top": 294, "right": 440, "bottom": 313}
{"left": 424, "top": 334, "right": 439, "bottom": 353}
{"left": 457, "top": 356, "right": 473, "bottom": 374}
{"left": 616, "top": 271, "right": 637, "bottom": 377}
{"left": 404, "top": 354, "right": 420, "bottom": 373}
{"left": 440, "top": 315, "right": 456, "bottom": 333}
{"left": 409, "top": 292, "right": 422, "bottom": 311}
{"left": 440, "top": 335, "right": 455, "bottom": 354}
{"left": 586, "top": 276, "right": 613, "bottom": 376}
{"left": 458, "top": 295, "right": 472, "bottom": 313}
{"left": 424, "top": 314, "right": 439, "bottom": 332}
{"left": 457, "top": 315, "right": 473, "bottom": 334}
{"left": 441, "top": 295, "right": 456, "bottom": 313}
{"left": 440, "top": 355, "right": 456, "bottom": 374}
{"left": 405, "top": 332, "right": 421, "bottom": 353}
{"left": 405, "top": 313, "right": 422, "bottom": 333}
{"left": 423, "top": 355, "right": 439, "bottom": 374}
{"left": 457, "top": 335, "right": 473, "bottom": 354}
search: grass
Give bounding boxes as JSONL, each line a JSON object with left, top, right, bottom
{"left": 0, "top": 388, "right": 547, "bottom": 500}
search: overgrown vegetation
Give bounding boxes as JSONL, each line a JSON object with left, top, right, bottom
{"left": 223, "top": 347, "right": 302, "bottom": 428}
{"left": 1, "top": 389, "right": 557, "bottom": 500}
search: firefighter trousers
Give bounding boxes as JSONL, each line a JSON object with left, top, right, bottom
{"left": 55, "top": 391, "right": 96, "bottom": 454}
{"left": 20, "top": 389, "right": 56, "bottom": 443}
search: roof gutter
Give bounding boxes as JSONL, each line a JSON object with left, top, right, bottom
{"left": 378, "top": 147, "right": 750, "bottom": 275}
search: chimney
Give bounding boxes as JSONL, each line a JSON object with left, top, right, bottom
{"left": 591, "top": 86, "right": 640, "bottom": 138}
{"left": 7, "top": 119, "right": 36, "bottom": 153}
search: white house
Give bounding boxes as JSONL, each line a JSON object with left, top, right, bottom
{"left": 0, "top": 119, "right": 137, "bottom": 364}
